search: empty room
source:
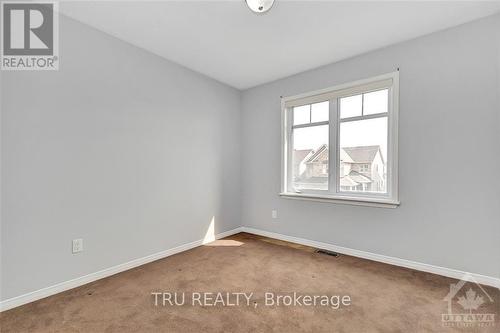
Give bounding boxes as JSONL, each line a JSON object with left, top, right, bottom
{"left": 1, "top": 0, "right": 499, "bottom": 332}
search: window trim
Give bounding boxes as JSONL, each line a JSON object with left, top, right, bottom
{"left": 280, "top": 71, "right": 399, "bottom": 208}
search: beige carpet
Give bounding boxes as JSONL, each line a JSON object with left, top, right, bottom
{"left": 1, "top": 233, "right": 498, "bottom": 332}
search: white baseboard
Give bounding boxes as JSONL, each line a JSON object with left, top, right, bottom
{"left": 241, "top": 227, "right": 500, "bottom": 289}
{"left": 3, "top": 226, "right": 497, "bottom": 312}
{"left": 0, "top": 227, "right": 243, "bottom": 312}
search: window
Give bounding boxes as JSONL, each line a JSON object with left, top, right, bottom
{"left": 358, "top": 164, "right": 370, "bottom": 173}
{"left": 291, "top": 102, "right": 329, "bottom": 191}
{"left": 281, "top": 72, "right": 399, "bottom": 207}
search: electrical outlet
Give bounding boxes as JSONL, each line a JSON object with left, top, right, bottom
{"left": 271, "top": 210, "right": 278, "bottom": 219}
{"left": 72, "top": 238, "right": 83, "bottom": 253}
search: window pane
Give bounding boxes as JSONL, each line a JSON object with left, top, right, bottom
{"left": 339, "top": 117, "right": 387, "bottom": 193}
{"left": 311, "top": 101, "right": 329, "bottom": 123}
{"left": 340, "top": 94, "right": 362, "bottom": 119}
{"left": 292, "top": 125, "right": 328, "bottom": 191}
{"left": 293, "top": 105, "right": 310, "bottom": 125}
{"left": 364, "top": 89, "right": 388, "bottom": 116}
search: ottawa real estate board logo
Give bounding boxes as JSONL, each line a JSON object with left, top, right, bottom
{"left": 1, "top": 1, "right": 59, "bottom": 70}
{"left": 442, "top": 274, "right": 496, "bottom": 328}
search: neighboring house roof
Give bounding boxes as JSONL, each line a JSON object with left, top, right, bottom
{"left": 342, "top": 145, "right": 384, "bottom": 164}
{"left": 293, "top": 145, "right": 384, "bottom": 174}
{"left": 293, "top": 149, "right": 313, "bottom": 165}
{"left": 305, "top": 144, "right": 328, "bottom": 163}
{"left": 340, "top": 148, "right": 354, "bottom": 163}
{"left": 340, "top": 176, "right": 358, "bottom": 187}
{"left": 340, "top": 170, "right": 372, "bottom": 187}
{"left": 347, "top": 170, "right": 372, "bottom": 183}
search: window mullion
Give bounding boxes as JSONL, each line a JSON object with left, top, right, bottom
{"left": 287, "top": 108, "right": 294, "bottom": 193}
{"left": 339, "top": 112, "right": 388, "bottom": 123}
{"left": 292, "top": 120, "right": 329, "bottom": 129}
{"left": 328, "top": 98, "right": 338, "bottom": 195}
{"left": 361, "top": 93, "right": 365, "bottom": 116}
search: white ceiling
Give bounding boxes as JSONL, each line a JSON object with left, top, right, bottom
{"left": 59, "top": 1, "right": 500, "bottom": 89}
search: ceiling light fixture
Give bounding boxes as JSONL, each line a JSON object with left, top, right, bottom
{"left": 245, "top": 0, "right": 275, "bottom": 14}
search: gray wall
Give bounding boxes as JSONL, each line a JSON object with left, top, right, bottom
{"left": 241, "top": 15, "right": 500, "bottom": 278}
{"left": 0, "top": 16, "right": 241, "bottom": 300}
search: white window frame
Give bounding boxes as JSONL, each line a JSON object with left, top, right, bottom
{"left": 280, "top": 71, "right": 399, "bottom": 208}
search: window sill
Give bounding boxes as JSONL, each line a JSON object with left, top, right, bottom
{"left": 279, "top": 192, "right": 400, "bottom": 208}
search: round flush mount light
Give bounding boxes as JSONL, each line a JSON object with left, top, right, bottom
{"left": 245, "top": 0, "right": 275, "bottom": 14}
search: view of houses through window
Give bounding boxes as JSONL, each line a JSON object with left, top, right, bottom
{"left": 293, "top": 144, "right": 386, "bottom": 193}
{"left": 291, "top": 89, "right": 388, "bottom": 194}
